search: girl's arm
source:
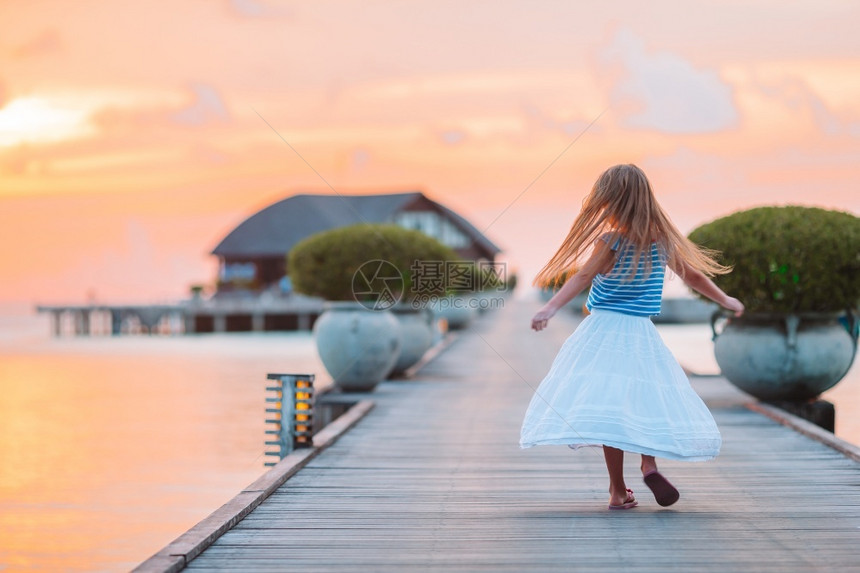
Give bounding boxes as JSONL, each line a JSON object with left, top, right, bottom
{"left": 671, "top": 259, "right": 744, "bottom": 316}
{"left": 531, "top": 242, "right": 615, "bottom": 331}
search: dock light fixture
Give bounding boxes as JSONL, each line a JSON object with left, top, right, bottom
{"left": 264, "top": 373, "right": 315, "bottom": 466}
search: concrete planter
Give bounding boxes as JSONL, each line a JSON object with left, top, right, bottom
{"left": 711, "top": 312, "right": 858, "bottom": 401}
{"left": 538, "top": 288, "right": 589, "bottom": 313}
{"left": 470, "top": 291, "right": 502, "bottom": 314}
{"left": 651, "top": 298, "right": 718, "bottom": 324}
{"left": 430, "top": 296, "right": 477, "bottom": 330}
{"left": 388, "top": 305, "right": 435, "bottom": 376}
{"left": 313, "top": 302, "right": 401, "bottom": 392}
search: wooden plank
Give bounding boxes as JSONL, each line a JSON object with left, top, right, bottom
{"left": 183, "top": 301, "right": 860, "bottom": 572}
{"left": 134, "top": 400, "right": 374, "bottom": 572}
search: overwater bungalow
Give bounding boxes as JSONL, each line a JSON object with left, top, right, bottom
{"left": 211, "top": 191, "right": 502, "bottom": 295}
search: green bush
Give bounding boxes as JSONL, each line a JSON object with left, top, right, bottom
{"left": 288, "top": 224, "right": 462, "bottom": 302}
{"left": 688, "top": 206, "right": 860, "bottom": 313}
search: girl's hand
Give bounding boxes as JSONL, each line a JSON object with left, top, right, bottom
{"left": 531, "top": 307, "right": 556, "bottom": 331}
{"left": 723, "top": 297, "right": 744, "bottom": 317}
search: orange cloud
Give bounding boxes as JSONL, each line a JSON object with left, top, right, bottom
{"left": 12, "top": 28, "right": 62, "bottom": 59}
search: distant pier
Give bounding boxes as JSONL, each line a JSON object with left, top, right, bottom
{"left": 36, "top": 295, "right": 717, "bottom": 337}
{"left": 36, "top": 295, "right": 323, "bottom": 336}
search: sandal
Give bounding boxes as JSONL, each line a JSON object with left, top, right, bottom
{"left": 608, "top": 488, "right": 638, "bottom": 510}
{"left": 643, "top": 471, "right": 680, "bottom": 507}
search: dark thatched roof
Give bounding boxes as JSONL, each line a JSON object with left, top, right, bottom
{"left": 211, "top": 191, "right": 501, "bottom": 258}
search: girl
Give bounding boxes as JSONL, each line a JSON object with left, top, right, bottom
{"left": 520, "top": 164, "right": 744, "bottom": 510}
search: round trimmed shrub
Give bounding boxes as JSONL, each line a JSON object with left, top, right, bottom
{"left": 288, "top": 224, "right": 461, "bottom": 302}
{"left": 688, "top": 206, "right": 860, "bottom": 313}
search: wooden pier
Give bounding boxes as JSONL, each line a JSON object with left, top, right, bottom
{"left": 35, "top": 295, "right": 716, "bottom": 337}
{"left": 139, "top": 300, "right": 860, "bottom": 572}
{"left": 36, "top": 295, "right": 322, "bottom": 336}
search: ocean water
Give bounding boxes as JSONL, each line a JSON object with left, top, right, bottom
{"left": 0, "top": 304, "right": 857, "bottom": 572}
{"left": 0, "top": 305, "right": 332, "bottom": 572}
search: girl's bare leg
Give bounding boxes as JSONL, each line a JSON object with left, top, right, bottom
{"left": 640, "top": 454, "right": 658, "bottom": 475}
{"left": 603, "top": 446, "right": 630, "bottom": 506}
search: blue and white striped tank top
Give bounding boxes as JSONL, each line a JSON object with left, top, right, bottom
{"left": 586, "top": 236, "right": 666, "bottom": 317}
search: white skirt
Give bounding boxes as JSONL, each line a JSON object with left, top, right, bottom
{"left": 520, "top": 309, "right": 721, "bottom": 461}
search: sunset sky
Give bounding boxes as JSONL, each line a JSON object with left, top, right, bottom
{"left": 1, "top": 0, "right": 858, "bottom": 304}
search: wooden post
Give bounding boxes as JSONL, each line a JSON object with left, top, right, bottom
{"left": 771, "top": 399, "right": 836, "bottom": 433}
{"left": 110, "top": 311, "right": 122, "bottom": 335}
{"left": 72, "top": 311, "right": 85, "bottom": 336}
{"left": 52, "top": 311, "right": 62, "bottom": 337}
{"left": 297, "top": 313, "right": 310, "bottom": 331}
{"left": 213, "top": 314, "right": 227, "bottom": 333}
{"left": 252, "top": 313, "right": 265, "bottom": 332}
{"left": 79, "top": 311, "right": 90, "bottom": 336}
{"left": 183, "top": 312, "right": 196, "bottom": 334}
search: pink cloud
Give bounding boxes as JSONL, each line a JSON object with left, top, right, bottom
{"left": 603, "top": 29, "right": 739, "bottom": 134}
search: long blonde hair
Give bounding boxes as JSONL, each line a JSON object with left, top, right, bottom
{"left": 533, "top": 164, "right": 730, "bottom": 288}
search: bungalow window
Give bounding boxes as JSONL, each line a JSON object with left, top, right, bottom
{"left": 439, "top": 218, "right": 469, "bottom": 248}
{"left": 394, "top": 211, "right": 468, "bottom": 248}
{"left": 221, "top": 262, "right": 257, "bottom": 282}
